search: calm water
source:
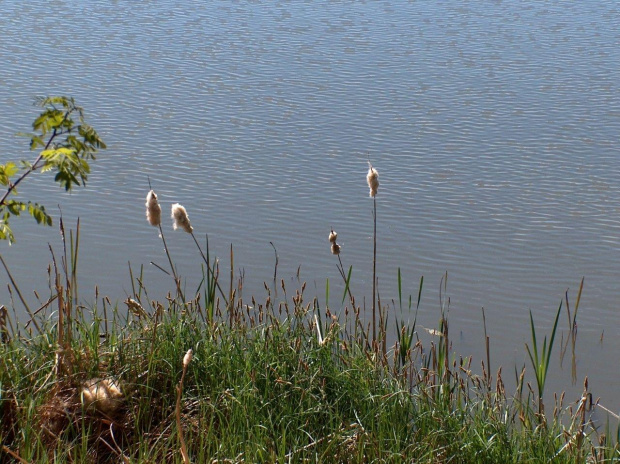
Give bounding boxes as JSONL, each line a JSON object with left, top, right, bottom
{"left": 1, "top": 1, "right": 619, "bottom": 410}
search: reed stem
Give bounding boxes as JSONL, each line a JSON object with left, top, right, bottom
{"left": 158, "top": 223, "right": 184, "bottom": 301}
{"left": 189, "top": 231, "right": 228, "bottom": 306}
{"left": 372, "top": 197, "right": 377, "bottom": 346}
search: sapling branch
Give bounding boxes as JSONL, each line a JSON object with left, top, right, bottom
{"left": 0, "top": 97, "right": 105, "bottom": 243}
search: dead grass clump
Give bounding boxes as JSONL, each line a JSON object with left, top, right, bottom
{"left": 37, "top": 382, "right": 78, "bottom": 444}
{"left": 36, "top": 379, "right": 130, "bottom": 463}
{"left": 0, "top": 392, "right": 18, "bottom": 447}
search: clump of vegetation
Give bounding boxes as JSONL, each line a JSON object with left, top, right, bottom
{"left": 0, "top": 105, "right": 618, "bottom": 463}
{"left": 0, "top": 245, "right": 613, "bottom": 462}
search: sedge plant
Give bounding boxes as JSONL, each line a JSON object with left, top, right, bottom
{"left": 525, "top": 300, "right": 563, "bottom": 417}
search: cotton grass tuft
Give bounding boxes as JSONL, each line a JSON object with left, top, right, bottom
{"left": 331, "top": 242, "right": 341, "bottom": 255}
{"left": 183, "top": 349, "right": 193, "bottom": 368}
{"left": 171, "top": 203, "right": 193, "bottom": 233}
{"left": 329, "top": 229, "right": 338, "bottom": 243}
{"left": 145, "top": 190, "right": 161, "bottom": 226}
{"left": 366, "top": 162, "right": 379, "bottom": 197}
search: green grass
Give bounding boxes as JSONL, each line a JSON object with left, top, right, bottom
{"left": 0, "top": 200, "right": 618, "bottom": 462}
{"left": 0, "top": 268, "right": 617, "bottom": 463}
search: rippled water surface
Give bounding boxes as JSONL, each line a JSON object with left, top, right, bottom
{"left": 1, "top": 1, "right": 619, "bottom": 408}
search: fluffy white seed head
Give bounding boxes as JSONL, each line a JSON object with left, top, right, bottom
{"left": 145, "top": 190, "right": 162, "bottom": 227}
{"left": 183, "top": 349, "right": 193, "bottom": 368}
{"left": 331, "top": 242, "right": 341, "bottom": 255}
{"left": 366, "top": 162, "right": 379, "bottom": 198}
{"left": 328, "top": 229, "right": 338, "bottom": 243}
{"left": 171, "top": 203, "right": 193, "bottom": 233}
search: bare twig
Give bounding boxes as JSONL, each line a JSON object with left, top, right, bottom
{"left": 1, "top": 445, "right": 32, "bottom": 464}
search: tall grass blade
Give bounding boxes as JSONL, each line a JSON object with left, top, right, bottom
{"left": 325, "top": 278, "right": 330, "bottom": 310}
{"left": 341, "top": 265, "right": 352, "bottom": 305}
{"left": 571, "top": 276, "right": 584, "bottom": 334}
{"left": 270, "top": 241, "right": 278, "bottom": 285}
{"left": 398, "top": 267, "right": 402, "bottom": 312}
{"left": 417, "top": 275, "right": 424, "bottom": 309}
{"left": 525, "top": 300, "right": 562, "bottom": 415}
{"left": 544, "top": 300, "right": 562, "bottom": 386}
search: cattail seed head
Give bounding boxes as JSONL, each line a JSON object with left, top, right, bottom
{"left": 171, "top": 203, "right": 193, "bottom": 233}
{"left": 145, "top": 190, "right": 162, "bottom": 227}
{"left": 331, "top": 242, "right": 341, "bottom": 255}
{"left": 366, "top": 162, "right": 379, "bottom": 198}
{"left": 183, "top": 349, "right": 193, "bottom": 368}
{"left": 328, "top": 229, "right": 338, "bottom": 243}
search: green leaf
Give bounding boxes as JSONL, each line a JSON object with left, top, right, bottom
{"left": 0, "top": 162, "right": 18, "bottom": 186}
{"left": 40, "top": 162, "right": 54, "bottom": 173}
{"left": 28, "top": 202, "right": 52, "bottom": 226}
{"left": 33, "top": 109, "right": 65, "bottom": 134}
{"left": 67, "top": 135, "right": 86, "bottom": 153}
{"left": 79, "top": 124, "right": 106, "bottom": 149}
{"left": 35, "top": 96, "right": 71, "bottom": 108}
{"left": 5, "top": 200, "right": 26, "bottom": 216}
{"left": 54, "top": 170, "right": 80, "bottom": 191}
{"left": 40, "top": 147, "right": 74, "bottom": 160}
{"left": 0, "top": 218, "right": 15, "bottom": 244}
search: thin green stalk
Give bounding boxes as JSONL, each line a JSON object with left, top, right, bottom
{"left": 372, "top": 197, "right": 377, "bottom": 347}
{"left": 157, "top": 223, "right": 184, "bottom": 301}
{"left": 338, "top": 257, "right": 353, "bottom": 305}
{"left": 69, "top": 219, "right": 80, "bottom": 303}
{"left": 229, "top": 244, "right": 235, "bottom": 325}
{"left": 482, "top": 307, "right": 491, "bottom": 386}
{"left": 333, "top": 251, "right": 354, "bottom": 305}
{"left": 189, "top": 231, "right": 228, "bottom": 306}
{"left": 176, "top": 350, "right": 192, "bottom": 464}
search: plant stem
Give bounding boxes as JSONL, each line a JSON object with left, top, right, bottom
{"left": 337, "top": 255, "right": 353, "bottom": 302}
{"left": 158, "top": 224, "right": 184, "bottom": 301}
{"left": 372, "top": 197, "right": 377, "bottom": 347}
{"left": 189, "top": 231, "right": 228, "bottom": 306}
{"left": 176, "top": 354, "right": 191, "bottom": 464}
{"left": 0, "top": 254, "right": 41, "bottom": 333}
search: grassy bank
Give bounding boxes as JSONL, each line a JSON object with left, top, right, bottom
{"left": 1, "top": 185, "right": 618, "bottom": 463}
{"left": 0, "top": 256, "right": 617, "bottom": 462}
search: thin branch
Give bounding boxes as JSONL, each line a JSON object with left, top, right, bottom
{"left": 0, "top": 108, "right": 72, "bottom": 207}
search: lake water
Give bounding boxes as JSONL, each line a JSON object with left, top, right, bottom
{"left": 1, "top": 1, "right": 619, "bottom": 412}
